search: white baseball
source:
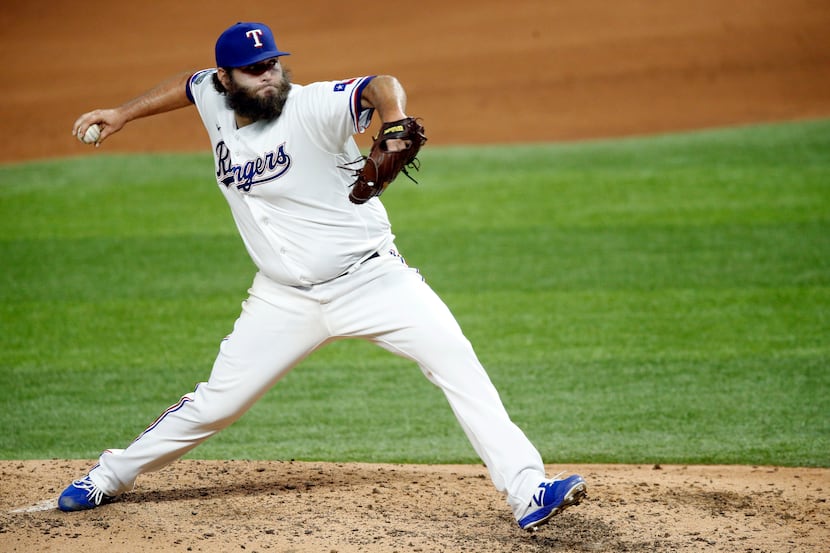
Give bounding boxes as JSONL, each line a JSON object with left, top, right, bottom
{"left": 81, "top": 124, "right": 101, "bottom": 144}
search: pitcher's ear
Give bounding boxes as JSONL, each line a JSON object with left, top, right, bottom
{"left": 217, "top": 68, "right": 232, "bottom": 90}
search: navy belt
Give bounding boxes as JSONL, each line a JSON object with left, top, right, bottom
{"left": 334, "top": 251, "right": 380, "bottom": 280}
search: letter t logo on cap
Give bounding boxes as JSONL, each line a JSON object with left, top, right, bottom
{"left": 246, "top": 29, "right": 264, "bottom": 48}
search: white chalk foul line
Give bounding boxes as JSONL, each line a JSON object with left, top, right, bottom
{"left": 10, "top": 499, "right": 57, "bottom": 513}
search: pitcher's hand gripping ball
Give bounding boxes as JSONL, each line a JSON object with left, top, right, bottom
{"left": 77, "top": 124, "right": 101, "bottom": 145}
{"left": 345, "top": 117, "right": 427, "bottom": 204}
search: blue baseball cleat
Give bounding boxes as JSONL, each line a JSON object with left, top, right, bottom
{"left": 518, "top": 474, "right": 587, "bottom": 531}
{"left": 58, "top": 475, "right": 115, "bottom": 512}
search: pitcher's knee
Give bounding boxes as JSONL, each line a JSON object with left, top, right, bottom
{"left": 188, "top": 388, "right": 250, "bottom": 430}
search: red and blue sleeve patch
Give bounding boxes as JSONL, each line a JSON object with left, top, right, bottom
{"left": 333, "top": 78, "right": 357, "bottom": 92}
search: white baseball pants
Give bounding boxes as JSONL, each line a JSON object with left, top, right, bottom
{"left": 89, "top": 248, "right": 546, "bottom": 518}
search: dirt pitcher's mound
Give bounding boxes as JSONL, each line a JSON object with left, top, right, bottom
{"left": 1, "top": 460, "right": 827, "bottom": 552}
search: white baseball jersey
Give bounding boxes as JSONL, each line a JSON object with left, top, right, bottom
{"left": 187, "top": 70, "right": 394, "bottom": 286}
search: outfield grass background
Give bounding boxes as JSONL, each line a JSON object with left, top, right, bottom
{"left": 1, "top": 120, "right": 827, "bottom": 467}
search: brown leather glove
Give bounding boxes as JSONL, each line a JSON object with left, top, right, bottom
{"left": 345, "top": 117, "right": 427, "bottom": 204}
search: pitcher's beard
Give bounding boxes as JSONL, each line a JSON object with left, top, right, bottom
{"left": 227, "top": 72, "right": 292, "bottom": 122}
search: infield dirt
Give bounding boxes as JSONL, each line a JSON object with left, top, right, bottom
{"left": 2, "top": 1, "right": 829, "bottom": 552}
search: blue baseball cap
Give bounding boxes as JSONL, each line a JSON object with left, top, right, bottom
{"left": 215, "top": 22, "right": 290, "bottom": 68}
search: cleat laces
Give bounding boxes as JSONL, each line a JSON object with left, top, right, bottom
{"left": 74, "top": 476, "right": 109, "bottom": 506}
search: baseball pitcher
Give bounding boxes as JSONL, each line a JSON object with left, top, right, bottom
{"left": 58, "top": 21, "right": 586, "bottom": 531}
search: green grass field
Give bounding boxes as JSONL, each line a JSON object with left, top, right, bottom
{"left": 1, "top": 120, "right": 828, "bottom": 467}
